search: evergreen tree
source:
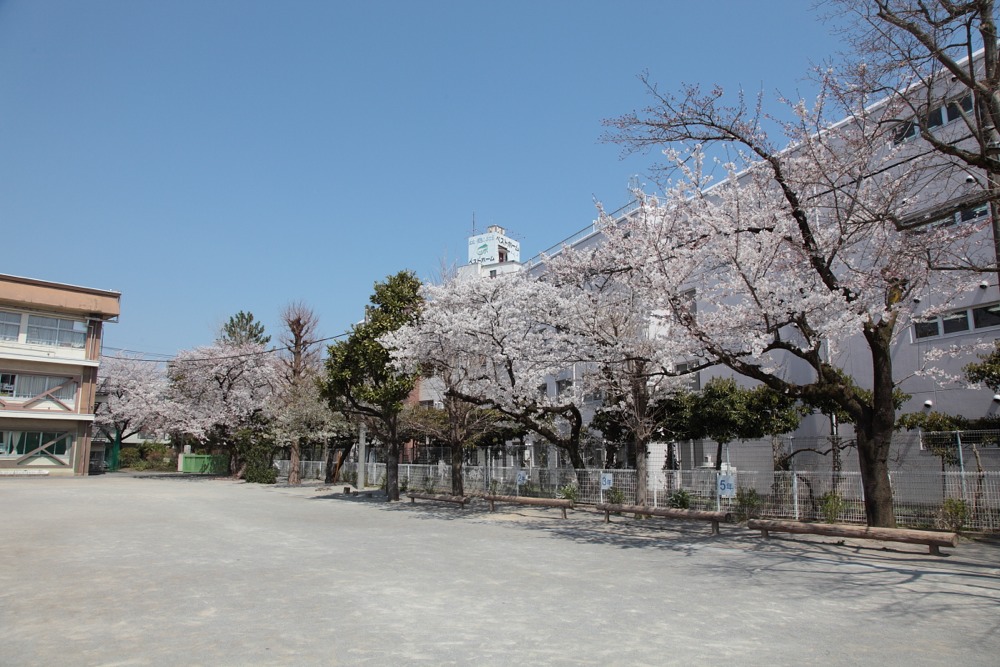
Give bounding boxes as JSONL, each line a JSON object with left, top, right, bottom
{"left": 220, "top": 310, "right": 270, "bottom": 346}
{"left": 322, "top": 271, "right": 423, "bottom": 501}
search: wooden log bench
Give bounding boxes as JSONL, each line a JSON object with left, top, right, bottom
{"left": 747, "top": 519, "right": 959, "bottom": 556}
{"left": 482, "top": 495, "right": 574, "bottom": 519}
{"left": 596, "top": 503, "right": 731, "bottom": 535}
{"left": 406, "top": 492, "right": 470, "bottom": 508}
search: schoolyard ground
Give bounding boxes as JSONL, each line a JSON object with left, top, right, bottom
{"left": 1, "top": 475, "right": 998, "bottom": 666}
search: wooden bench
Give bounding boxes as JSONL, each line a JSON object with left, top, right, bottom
{"left": 596, "top": 503, "right": 731, "bottom": 535}
{"left": 406, "top": 492, "right": 470, "bottom": 508}
{"left": 747, "top": 519, "right": 959, "bottom": 556}
{"left": 482, "top": 495, "right": 574, "bottom": 519}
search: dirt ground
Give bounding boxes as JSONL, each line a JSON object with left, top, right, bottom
{"left": 1, "top": 474, "right": 998, "bottom": 666}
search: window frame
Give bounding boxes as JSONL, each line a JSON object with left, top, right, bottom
{"left": 0, "top": 430, "right": 73, "bottom": 459}
{"left": 914, "top": 302, "right": 1000, "bottom": 340}
{"left": 25, "top": 315, "right": 88, "bottom": 349}
{"left": 0, "top": 311, "right": 20, "bottom": 342}
{"left": 893, "top": 93, "right": 975, "bottom": 144}
{"left": 0, "top": 372, "right": 77, "bottom": 402}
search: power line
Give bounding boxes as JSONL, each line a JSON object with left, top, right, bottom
{"left": 101, "top": 331, "right": 352, "bottom": 364}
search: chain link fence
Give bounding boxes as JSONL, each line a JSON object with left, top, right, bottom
{"left": 277, "top": 459, "right": 1000, "bottom": 530}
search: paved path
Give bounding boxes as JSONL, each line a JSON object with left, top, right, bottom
{"left": 1, "top": 475, "right": 998, "bottom": 666}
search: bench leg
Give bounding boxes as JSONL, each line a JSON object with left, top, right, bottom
{"left": 560, "top": 507, "right": 567, "bottom": 519}
{"left": 488, "top": 499, "right": 495, "bottom": 512}
{"left": 410, "top": 496, "right": 415, "bottom": 504}
{"left": 929, "top": 544, "right": 942, "bottom": 556}
{"left": 604, "top": 510, "right": 610, "bottom": 523}
{"left": 711, "top": 520, "right": 719, "bottom": 535}
{"left": 760, "top": 529, "right": 769, "bottom": 539}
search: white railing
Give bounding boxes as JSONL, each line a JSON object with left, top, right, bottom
{"left": 274, "top": 460, "right": 1000, "bottom": 531}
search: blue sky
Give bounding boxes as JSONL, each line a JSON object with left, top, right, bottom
{"left": 0, "top": 1, "right": 847, "bottom": 357}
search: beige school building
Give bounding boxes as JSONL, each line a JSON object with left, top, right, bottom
{"left": 0, "top": 273, "right": 120, "bottom": 476}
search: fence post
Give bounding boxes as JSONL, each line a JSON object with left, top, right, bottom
{"left": 792, "top": 464, "right": 800, "bottom": 521}
{"left": 357, "top": 424, "right": 367, "bottom": 490}
{"left": 956, "top": 431, "right": 968, "bottom": 501}
{"left": 716, "top": 471, "right": 721, "bottom": 512}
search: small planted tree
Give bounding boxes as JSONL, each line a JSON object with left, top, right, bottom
{"left": 322, "top": 271, "right": 423, "bottom": 501}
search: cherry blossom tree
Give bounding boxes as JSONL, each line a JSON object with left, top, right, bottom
{"left": 400, "top": 398, "right": 505, "bottom": 496}
{"left": 386, "top": 272, "right": 595, "bottom": 470}
{"left": 169, "top": 342, "right": 280, "bottom": 476}
{"left": 830, "top": 0, "right": 1000, "bottom": 263}
{"left": 385, "top": 316, "right": 520, "bottom": 495}
{"left": 543, "top": 241, "right": 695, "bottom": 504}
{"left": 603, "top": 74, "right": 986, "bottom": 525}
{"left": 95, "top": 354, "right": 173, "bottom": 471}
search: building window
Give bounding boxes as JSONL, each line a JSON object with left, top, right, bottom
{"left": 915, "top": 302, "right": 1000, "bottom": 339}
{"left": 26, "top": 315, "right": 87, "bottom": 349}
{"left": 913, "top": 319, "right": 940, "bottom": 339}
{"left": 960, "top": 203, "right": 990, "bottom": 223}
{"left": 0, "top": 431, "right": 73, "bottom": 458}
{"left": 894, "top": 94, "right": 973, "bottom": 143}
{"left": 0, "top": 311, "right": 20, "bottom": 341}
{"left": 942, "top": 311, "right": 970, "bottom": 334}
{"left": 0, "top": 372, "right": 76, "bottom": 401}
{"left": 677, "top": 288, "right": 697, "bottom": 319}
{"left": 675, "top": 361, "right": 702, "bottom": 390}
{"left": 973, "top": 303, "right": 1000, "bottom": 329}
{"left": 920, "top": 202, "right": 991, "bottom": 231}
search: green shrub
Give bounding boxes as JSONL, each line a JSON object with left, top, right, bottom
{"left": 607, "top": 486, "right": 626, "bottom": 506}
{"left": 667, "top": 489, "right": 691, "bottom": 509}
{"left": 243, "top": 440, "right": 277, "bottom": 484}
{"left": 940, "top": 497, "right": 969, "bottom": 533}
{"left": 734, "top": 487, "right": 761, "bottom": 522}
{"left": 556, "top": 482, "right": 579, "bottom": 502}
{"left": 341, "top": 469, "right": 358, "bottom": 487}
{"left": 398, "top": 476, "right": 409, "bottom": 493}
{"left": 118, "top": 447, "right": 142, "bottom": 469}
{"left": 819, "top": 491, "right": 845, "bottom": 524}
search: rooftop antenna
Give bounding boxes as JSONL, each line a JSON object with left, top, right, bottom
{"left": 471, "top": 212, "right": 477, "bottom": 236}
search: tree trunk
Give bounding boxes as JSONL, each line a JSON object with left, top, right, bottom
{"left": 386, "top": 440, "right": 400, "bottom": 501}
{"left": 563, "top": 441, "right": 585, "bottom": 470}
{"left": 324, "top": 444, "right": 334, "bottom": 484}
{"left": 288, "top": 437, "right": 302, "bottom": 485}
{"left": 859, "top": 323, "right": 898, "bottom": 527}
{"left": 450, "top": 443, "right": 464, "bottom": 496}
{"left": 856, "top": 430, "right": 895, "bottom": 527}
{"left": 634, "top": 438, "right": 649, "bottom": 506}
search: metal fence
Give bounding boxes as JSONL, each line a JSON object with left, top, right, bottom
{"left": 275, "top": 459, "right": 1000, "bottom": 531}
